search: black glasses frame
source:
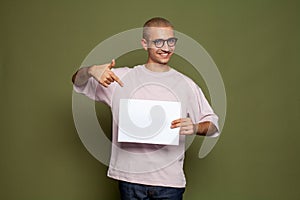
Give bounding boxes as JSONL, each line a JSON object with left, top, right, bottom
{"left": 151, "top": 37, "right": 178, "bottom": 48}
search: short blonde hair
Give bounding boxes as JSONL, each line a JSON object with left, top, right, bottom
{"left": 143, "top": 17, "right": 174, "bottom": 40}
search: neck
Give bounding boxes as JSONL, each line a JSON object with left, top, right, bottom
{"left": 145, "top": 62, "right": 171, "bottom": 72}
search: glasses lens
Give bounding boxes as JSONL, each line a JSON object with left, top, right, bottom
{"left": 153, "top": 39, "right": 164, "bottom": 48}
{"left": 167, "top": 38, "right": 177, "bottom": 47}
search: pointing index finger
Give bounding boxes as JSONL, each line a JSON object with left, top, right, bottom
{"left": 111, "top": 72, "right": 124, "bottom": 87}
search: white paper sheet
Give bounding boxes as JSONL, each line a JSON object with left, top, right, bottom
{"left": 118, "top": 99, "right": 181, "bottom": 145}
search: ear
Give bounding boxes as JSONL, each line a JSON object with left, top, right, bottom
{"left": 141, "top": 38, "right": 148, "bottom": 51}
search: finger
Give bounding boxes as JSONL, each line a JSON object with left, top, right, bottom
{"left": 108, "top": 59, "right": 115, "bottom": 69}
{"left": 171, "top": 118, "right": 184, "bottom": 129}
{"left": 171, "top": 118, "right": 190, "bottom": 125}
{"left": 171, "top": 120, "right": 193, "bottom": 129}
{"left": 105, "top": 75, "right": 114, "bottom": 82}
{"left": 99, "top": 78, "right": 111, "bottom": 87}
{"left": 101, "top": 81, "right": 109, "bottom": 88}
{"left": 180, "top": 129, "right": 193, "bottom": 135}
{"left": 104, "top": 79, "right": 112, "bottom": 84}
{"left": 171, "top": 119, "right": 182, "bottom": 125}
{"left": 170, "top": 122, "right": 181, "bottom": 129}
{"left": 174, "top": 118, "right": 192, "bottom": 125}
{"left": 180, "top": 125, "right": 192, "bottom": 131}
{"left": 179, "top": 128, "right": 188, "bottom": 135}
{"left": 111, "top": 72, "right": 124, "bottom": 87}
{"left": 181, "top": 121, "right": 193, "bottom": 127}
{"left": 180, "top": 129, "right": 188, "bottom": 135}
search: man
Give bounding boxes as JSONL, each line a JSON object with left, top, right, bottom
{"left": 72, "top": 17, "right": 219, "bottom": 200}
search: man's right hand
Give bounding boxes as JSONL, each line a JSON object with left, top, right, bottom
{"left": 88, "top": 59, "right": 124, "bottom": 88}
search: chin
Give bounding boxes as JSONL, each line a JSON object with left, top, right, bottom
{"left": 160, "top": 59, "right": 170, "bottom": 65}
{"left": 157, "top": 57, "right": 171, "bottom": 64}
{"left": 160, "top": 61, "right": 169, "bottom": 65}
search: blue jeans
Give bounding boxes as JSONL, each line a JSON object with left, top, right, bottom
{"left": 118, "top": 180, "right": 185, "bottom": 200}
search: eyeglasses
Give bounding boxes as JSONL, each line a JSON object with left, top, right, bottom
{"left": 151, "top": 37, "right": 178, "bottom": 48}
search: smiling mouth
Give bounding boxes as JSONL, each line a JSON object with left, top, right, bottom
{"left": 158, "top": 51, "right": 172, "bottom": 57}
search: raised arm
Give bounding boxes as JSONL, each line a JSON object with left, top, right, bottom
{"left": 72, "top": 59, "right": 124, "bottom": 87}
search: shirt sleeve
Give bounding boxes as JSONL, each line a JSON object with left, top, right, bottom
{"left": 73, "top": 67, "right": 129, "bottom": 107}
{"left": 188, "top": 82, "right": 220, "bottom": 138}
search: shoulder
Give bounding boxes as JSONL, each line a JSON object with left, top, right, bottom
{"left": 111, "top": 66, "right": 131, "bottom": 77}
{"left": 172, "top": 68, "right": 199, "bottom": 88}
{"left": 112, "top": 65, "right": 143, "bottom": 73}
{"left": 112, "top": 65, "right": 145, "bottom": 76}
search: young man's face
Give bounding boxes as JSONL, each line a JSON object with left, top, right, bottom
{"left": 143, "top": 27, "right": 176, "bottom": 65}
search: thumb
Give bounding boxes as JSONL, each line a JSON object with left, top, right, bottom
{"left": 108, "top": 59, "right": 115, "bottom": 69}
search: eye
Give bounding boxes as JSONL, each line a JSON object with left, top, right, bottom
{"left": 167, "top": 38, "right": 177, "bottom": 46}
{"left": 154, "top": 39, "right": 164, "bottom": 47}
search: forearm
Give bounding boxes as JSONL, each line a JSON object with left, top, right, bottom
{"left": 72, "top": 67, "right": 91, "bottom": 86}
{"left": 195, "top": 121, "right": 218, "bottom": 136}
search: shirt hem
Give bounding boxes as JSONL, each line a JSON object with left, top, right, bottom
{"left": 107, "top": 172, "right": 186, "bottom": 188}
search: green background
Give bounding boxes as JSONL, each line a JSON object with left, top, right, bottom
{"left": 1, "top": 0, "right": 299, "bottom": 199}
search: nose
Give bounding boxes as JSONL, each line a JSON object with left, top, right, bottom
{"left": 161, "top": 41, "right": 170, "bottom": 51}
